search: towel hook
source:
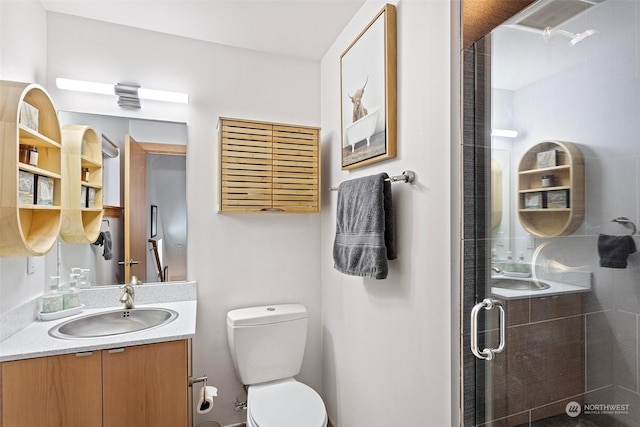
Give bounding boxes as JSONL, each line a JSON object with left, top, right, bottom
{"left": 611, "top": 217, "right": 637, "bottom": 235}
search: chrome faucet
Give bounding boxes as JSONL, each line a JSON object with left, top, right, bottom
{"left": 119, "top": 278, "right": 137, "bottom": 309}
{"left": 491, "top": 266, "right": 502, "bottom": 274}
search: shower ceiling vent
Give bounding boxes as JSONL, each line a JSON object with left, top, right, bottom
{"left": 513, "top": 0, "right": 606, "bottom": 31}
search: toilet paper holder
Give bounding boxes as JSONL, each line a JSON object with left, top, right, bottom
{"left": 190, "top": 375, "right": 218, "bottom": 415}
{"left": 189, "top": 375, "right": 208, "bottom": 387}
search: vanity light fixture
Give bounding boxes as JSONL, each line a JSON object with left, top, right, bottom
{"left": 56, "top": 78, "right": 189, "bottom": 108}
{"left": 491, "top": 128, "right": 519, "bottom": 138}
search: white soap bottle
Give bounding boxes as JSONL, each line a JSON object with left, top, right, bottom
{"left": 42, "top": 276, "right": 63, "bottom": 313}
{"left": 79, "top": 268, "right": 91, "bottom": 288}
{"left": 63, "top": 273, "right": 81, "bottom": 310}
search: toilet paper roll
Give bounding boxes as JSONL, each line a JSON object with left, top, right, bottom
{"left": 196, "top": 385, "right": 218, "bottom": 414}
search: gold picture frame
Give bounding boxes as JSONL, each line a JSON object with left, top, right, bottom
{"left": 340, "top": 3, "right": 397, "bottom": 170}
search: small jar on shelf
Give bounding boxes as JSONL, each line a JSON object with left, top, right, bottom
{"left": 19, "top": 144, "right": 30, "bottom": 164}
{"left": 28, "top": 146, "right": 38, "bottom": 167}
{"left": 541, "top": 175, "right": 554, "bottom": 188}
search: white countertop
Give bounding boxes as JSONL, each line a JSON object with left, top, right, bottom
{"left": 0, "top": 300, "right": 197, "bottom": 362}
{"left": 490, "top": 275, "right": 591, "bottom": 300}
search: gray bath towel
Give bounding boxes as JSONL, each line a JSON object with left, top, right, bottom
{"left": 598, "top": 234, "right": 636, "bottom": 268}
{"left": 333, "top": 173, "right": 396, "bottom": 279}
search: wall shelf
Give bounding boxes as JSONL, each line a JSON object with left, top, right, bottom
{"left": 60, "top": 124, "right": 104, "bottom": 244}
{"left": 517, "top": 140, "right": 585, "bottom": 237}
{"left": 0, "top": 81, "right": 62, "bottom": 256}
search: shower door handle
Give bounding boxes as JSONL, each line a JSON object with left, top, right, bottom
{"left": 470, "top": 298, "right": 506, "bottom": 360}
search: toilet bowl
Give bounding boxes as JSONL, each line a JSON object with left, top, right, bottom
{"left": 247, "top": 379, "right": 327, "bottom": 427}
{"left": 226, "top": 304, "right": 328, "bottom": 427}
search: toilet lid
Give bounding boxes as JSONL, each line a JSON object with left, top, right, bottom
{"left": 249, "top": 381, "right": 326, "bottom": 427}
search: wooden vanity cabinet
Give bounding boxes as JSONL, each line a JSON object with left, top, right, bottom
{"left": 103, "top": 340, "right": 189, "bottom": 427}
{"left": 1, "top": 351, "right": 103, "bottom": 427}
{"left": 0, "top": 340, "right": 188, "bottom": 427}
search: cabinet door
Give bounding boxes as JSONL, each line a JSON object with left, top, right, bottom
{"left": 219, "top": 119, "right": 274, "bottom": 212}
{"left": 102, "top": 340, "right": 188, "bottom": 427}
{"left": 1, "top": 352, "right": 102, "bottom": 427}
{"left": 272, "top": 125, "right": 319, "bottom": 212}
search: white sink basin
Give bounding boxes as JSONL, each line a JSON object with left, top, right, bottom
{"left": 49, "top": 307, "right": 178, "bottom": 339}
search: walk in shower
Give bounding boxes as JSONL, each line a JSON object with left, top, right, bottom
{"left": 463, "top": 0, "right": 640, "bottom": 425}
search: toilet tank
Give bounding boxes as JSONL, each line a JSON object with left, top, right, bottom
{"left": 227, "top": 304, "right": 308, "bottom": 385}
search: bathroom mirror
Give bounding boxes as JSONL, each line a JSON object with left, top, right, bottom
{"left": 57, "top": 111, "right": 187, "bottom": 287}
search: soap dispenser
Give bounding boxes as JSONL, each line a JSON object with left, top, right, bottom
{"left": 517, "top": 252, "right": 530, "bottom": 274}
{"left": 505, "top": 251, "right": 514, "bottom": 272}
{"left": 79, "top": 268, "right": 91, "bottom": 288}
{"left": 42, "top": 276, "right": 63, "bottom": 313}
{"left": 63, "top": 273, "right": 81, "bottom": 310}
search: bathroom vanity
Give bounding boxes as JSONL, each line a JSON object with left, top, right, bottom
{"left": 2, "top": 340, "right": 188, "bottom": 426}
{"left": 0, "top": 283, "right": 197, "bottom": 427}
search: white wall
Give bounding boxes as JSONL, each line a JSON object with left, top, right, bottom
{"left": 0, "top": 1, "right": 50, "bottom": 314}
{"left": 320, "top": 1, "right": 453, "bottom": 425}
{"left": 0, "top": 1, "right": 46, "bottom": 83}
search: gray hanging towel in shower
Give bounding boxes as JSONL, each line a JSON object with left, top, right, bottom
{"left": 333, "top": 173, "right": 396, "bottom": 279}
{"left": 598, "top": 234, "right": 636, "bottom": 268}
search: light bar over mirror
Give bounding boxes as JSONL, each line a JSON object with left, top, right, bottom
{"left": 56, "top": 78, "right": 189, "bottom": 107}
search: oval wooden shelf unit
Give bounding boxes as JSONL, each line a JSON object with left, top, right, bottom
{"left": 517, "top": 140, "right": 585, "bottom": 237}
{"left": 60, "top": 125, "right": 104, "bottom": 244}
{"left": 0, "top": 81, "right": 62, "bottom": 256}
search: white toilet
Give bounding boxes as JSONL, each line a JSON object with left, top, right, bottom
{"left": 227, "top": 304, "right": 327, "bottom": 427}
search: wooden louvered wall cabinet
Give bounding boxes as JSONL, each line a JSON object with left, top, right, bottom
{"left": 218, "top": 117, "right": 320, "bottom": 213}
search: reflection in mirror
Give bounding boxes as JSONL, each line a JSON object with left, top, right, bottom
{"left": 490, "top": 148, "right": 511, "bottom": 260}
{"left": 57, "top": 112, "right": 187, "bottom": 287}
{"left": 490, "top": 157, "right": 502, "bottom": 230}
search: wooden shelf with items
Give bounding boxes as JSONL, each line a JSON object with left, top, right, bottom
{"left": 60, "top": 124, "right": 104, "bottom": 244}
{"left": 517, "top": 140, "right": 585, "bottom": 237}
{"left": 218, "top": 117, "right": 320, "bottom": 213}
{"left": 0, "top": 81, "right": 62, "bottom": 256}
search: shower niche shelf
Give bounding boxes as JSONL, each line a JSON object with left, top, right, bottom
{"left": 517, "top": 140, "right": 585, "bottom": 237}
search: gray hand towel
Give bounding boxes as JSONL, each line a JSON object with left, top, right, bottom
{"left": 333, "top": 173, "right": 396, "bottom": 279}
{"left": 102, "top": 230, "right": 113, "bottom": 261}
{"left": 598, "top": 234, "right": 636, "bottom": 268}
{"left": 93, "top": 231, "right": 113, "bottom": 261}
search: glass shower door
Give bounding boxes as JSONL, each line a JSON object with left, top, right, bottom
{"left": 464, "top": 0, "right": 640, "bottom": 425}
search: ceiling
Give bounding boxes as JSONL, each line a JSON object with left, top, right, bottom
{"left": 40, "top": 0, "right": 366, "bottom": 61}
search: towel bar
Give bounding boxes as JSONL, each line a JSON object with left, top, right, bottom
{"left": 330, "top": 170, "right": 415, "bottom": 191}
{"left": 611, "top": 217, "right": 637, "bottom": 235}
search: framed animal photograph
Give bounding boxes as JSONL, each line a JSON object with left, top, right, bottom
{"left": 340, "top": 3, "right": 396, "bottom": 170}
